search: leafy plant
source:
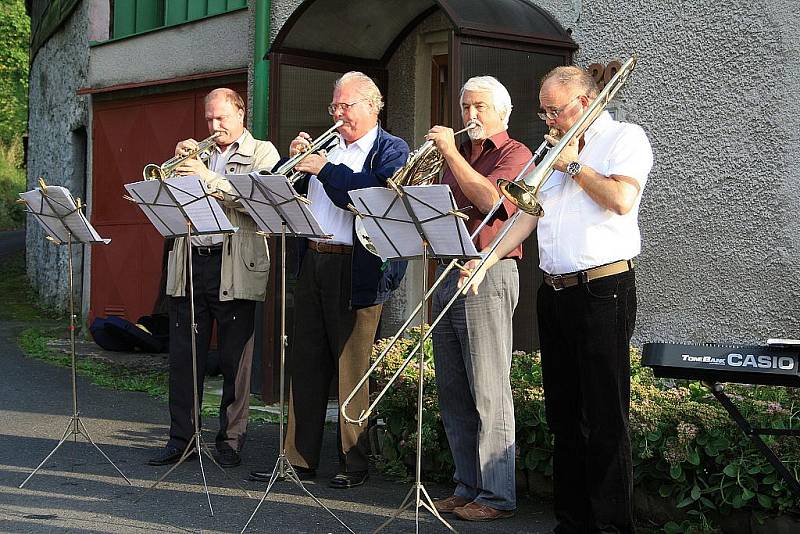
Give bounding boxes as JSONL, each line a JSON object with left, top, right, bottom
{"left": 372, "top": 330, "right": 800, "bottom": 530}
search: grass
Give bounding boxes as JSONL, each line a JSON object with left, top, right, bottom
{"left": 0, "top": 137, "right": 26, "bottom": 230}
{"left": 0, "top": 252, "right": 60, "bottom": 322}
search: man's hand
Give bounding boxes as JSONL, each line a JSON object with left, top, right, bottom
{"left": 457, "top": 258, "right": 486, "bottom": 296}
{"left": 425, "top": 125, "right": 457, "bottom": 159}
{"left": 174, "top": 157, "right": 211, "bottom": 180}
{"left": 545, "top": 133, "right": 579, "bottom": 173}
{"left": 294, "top": 152, "right": 328, "bottom": 176}
{"left": 289, "top": 132, "right": 312, "bottom": 157}
{"left": 175, "top": 138, "right": 198, "bottom": 158}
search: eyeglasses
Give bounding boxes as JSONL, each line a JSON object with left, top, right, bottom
{"left": 327, "top": 99, "right": 367, "bottom": 116}
{"left": 537, "top": 95, "right": 582, "bottom": 121}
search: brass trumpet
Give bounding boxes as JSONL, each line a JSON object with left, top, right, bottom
{"left": 142, "top": 132, "right": 221, "bottom": 181}
{"left": 275, "top": 120, "right": 343, "bottom": 185}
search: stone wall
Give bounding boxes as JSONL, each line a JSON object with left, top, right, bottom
{"left": 26, "top": 2, "right": 91, "bottom": 311}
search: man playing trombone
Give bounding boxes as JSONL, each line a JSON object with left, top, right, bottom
{"left": 425, "top": 76, "right": 532, "bottom": 521}
{"left": 248, "top": 72, "right": 409, "bottom": 489}
{"left": 461, "top": 66, "right": 653, "bottom": 533}
{"left": 147, "top": 88, "right": 280, "bottom": 469}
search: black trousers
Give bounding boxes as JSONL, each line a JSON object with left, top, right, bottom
{"left": 537, "top": 269, "right": 637, "bottom": 534}
{"left": 167, "top": 251, "right": 256, "bottom": 452}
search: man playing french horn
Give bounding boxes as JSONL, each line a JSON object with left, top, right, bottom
{"left": 461, "top": 66, "right": 653, "bottom": 534}
{"left": 426, "top": 76, "right": 532, "bottom": 522}
{"left": 147, "top": 88, "right": 280, "bottom": 469}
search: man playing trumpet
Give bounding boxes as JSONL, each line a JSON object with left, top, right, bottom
{"left": 426, "top": 76, "right": 532, "bottom": 521}
{"left": 147, "top": 88, "right": 280, "bottom": 468}
{"left": 248, "top": 72, "right": 408, "bottom": 489}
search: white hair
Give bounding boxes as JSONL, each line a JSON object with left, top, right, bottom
{"left": 459, "top": 76, "right": 513, "bottom": 128}
{"left": 334, "top": 71, "right": 384, "bottom": 114}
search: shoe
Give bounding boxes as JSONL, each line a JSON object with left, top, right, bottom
{"left": 453, "top": 502, "right": 515, "bottom": 521}
{"left": 433, "top": 495, "right": 471, "bottom": 514}
{"left": 249, "top": 465, "right": 316, "bottom": 482}
{"left": 147, "top": 445, "right": 195, "bottom": 466}
{"left": 329, "top": 470, "right": 368, "bottom": 489}
{"left": 215, "top": 448, "right": 241, "bottom": 468}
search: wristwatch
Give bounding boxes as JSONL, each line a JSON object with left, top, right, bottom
{"left": 566, "top": 161, "right": 583, "bottom": 178}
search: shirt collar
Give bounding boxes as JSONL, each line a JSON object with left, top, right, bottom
{"left": 584, "top": 110, "right": 613, "bottom": 143}
{"left": 338, "top": 124, "right": 379, "bottom": 153}
{"left": 462, "top": 128, "right": 509, "bottom": 157}
{"left": 215, "top": 131, "right": 246, "bottom": 154}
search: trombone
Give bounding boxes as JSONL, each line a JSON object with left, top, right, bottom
{"left": 274, "top": 120, "right": 343, "bottom": 184}
{"left": 341, "top": 55, "right": 638, "bottom": 426}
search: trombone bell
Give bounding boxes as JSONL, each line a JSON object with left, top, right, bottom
{"left": 497, "top": 178, "right": 544, "bottom": 216}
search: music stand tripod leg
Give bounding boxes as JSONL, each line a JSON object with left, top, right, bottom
{"left": 374, "top": 242, "right": 457, "bottom": 534}
{"left": 241, "top": 222, "right": 354, "bottom": 534}
{"left": 20, "top": 232, "right": 131, "bottom": 488}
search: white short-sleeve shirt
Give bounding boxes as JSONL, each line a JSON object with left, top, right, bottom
{"left": 308, "top": 125, "right": 379, "bottom": 246}
{"left": 536, "top": 111, "right": 653, "bottom": 275}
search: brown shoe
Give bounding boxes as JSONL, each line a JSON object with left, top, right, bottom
{"left": 433, "top": 495, "right": 470, "bottom": 514}
{"left": 453, "top": 502, "right": 515, "bottom": 521}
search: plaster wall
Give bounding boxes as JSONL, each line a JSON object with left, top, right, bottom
{"left": 531, "top": 0, "right": 800, "bottom": 344}
{"left": 26, "top": 2, "right": 91, "bottom": 311}
{"left": 87, "top": 10, "right": 249, "bottom": 90}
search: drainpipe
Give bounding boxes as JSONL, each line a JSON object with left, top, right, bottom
{"left": 252, "top": 0, "right": 270, "bottom": 139}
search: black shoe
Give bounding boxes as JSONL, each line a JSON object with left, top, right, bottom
{"left": 215, "top": 448, "right": 241, "bottom": 468}
{"left": 250, "top": 465, "right": 316, "bottom": 482}
{"left": 147, "top": 445, "right": 195, "bottom": 466}
{"left": 329, "top": 470, "right": 368, "bottom": 489}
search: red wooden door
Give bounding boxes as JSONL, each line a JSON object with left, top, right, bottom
{"left": 90, "top": 84, "right": 246, "bottom": 321}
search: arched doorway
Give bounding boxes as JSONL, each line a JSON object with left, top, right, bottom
{"left": 258, "top": 0, "right": 576, "bottom": 400}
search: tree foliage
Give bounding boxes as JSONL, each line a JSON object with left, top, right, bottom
{"left": 0, "top": 0, "right": 30, "bottom": 144}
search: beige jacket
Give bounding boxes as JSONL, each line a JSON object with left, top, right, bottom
{"left": 166, "top": 130, "right": 281, "bottom": 302}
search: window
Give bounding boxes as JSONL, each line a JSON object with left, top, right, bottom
{"left": 111, "top": 0, "right": 246, "bottom": 39}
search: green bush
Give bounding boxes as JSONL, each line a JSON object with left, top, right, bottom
{"left": 0, "top": 137, "right": 26, "bottom": 229}
{"left": 371, "top": 331, "right": 800, "bottom": 529}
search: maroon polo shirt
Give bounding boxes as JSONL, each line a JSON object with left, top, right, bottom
{"left": 440, "top": 130, "right": 532, "bottom": 259}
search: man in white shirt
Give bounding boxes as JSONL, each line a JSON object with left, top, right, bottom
{"left": 248, "top": 72, "right": 408, "bottom": 489}
{"left": 462, "top": 66, "right": 653, "bottom": 533}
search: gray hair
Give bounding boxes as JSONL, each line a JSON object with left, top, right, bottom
{"left": 334, "top": 71, "right": 384, "bottom": 114}
{"left": 459, "top": 76, "right": 513, "bottom": 128}
{"left": 541, "top": 66, "right": 599, "bottom": 99}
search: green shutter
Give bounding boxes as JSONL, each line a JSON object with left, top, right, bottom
{"left": 113, "top": 0, "right": 137, "bottom": 38}
{"left": 208, "top": 0, "right": 227, "bottom": 16}
{"left": 227, "top": 0, "right": 247, "bottom": 8}
{"left": 187, "top": 0, "right": 208, "bottom": 19}
{"left": 135, "top": 0, "right": 165, "bottom": 33}
{"left": 165, "top": 0, "right": 189, "bottom": 25}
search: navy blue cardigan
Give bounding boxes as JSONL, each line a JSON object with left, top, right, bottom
{"left": 291, "top": 126, "right": 410, "bottom": 308}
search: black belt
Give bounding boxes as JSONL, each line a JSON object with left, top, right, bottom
{"left": 543, "top": 259, "right": 633, "bottom": 291}
{"left": 308, "top": 240, "right": 352, "bottom": 255}
{"left": 193, "top": 244, "right": 223, "bottom": 256}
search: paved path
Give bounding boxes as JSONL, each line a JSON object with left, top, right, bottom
{"left": 0, "top": 229, "right": 25, "bottom": 258}
{"left": 0, "top": 270, "right": 557, "bottom": 532}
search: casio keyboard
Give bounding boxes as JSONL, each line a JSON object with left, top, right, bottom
{"left": 642, "top": 341, "right": 800, "bottom": 497}
{"left": 642, "top": 342, "right": 800, "bottom": 387}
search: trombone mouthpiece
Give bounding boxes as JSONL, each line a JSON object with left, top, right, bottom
{"left": 548, "top": 127, "right": 561, "bottom": 141}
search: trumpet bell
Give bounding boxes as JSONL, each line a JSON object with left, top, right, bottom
{"left": 142, "top": 163, "right": 165, "bottom": 181}
{"left": 497, "top": 178, "right": 544, "bottom": 216}
{"left": 354, "top": 216, "right": 381, "bottom": 257}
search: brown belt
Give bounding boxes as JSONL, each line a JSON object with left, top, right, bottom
{"left": 308, "top": 240, "right": 353, "bottom": 255}
{"left": 543, "top": 259, "right": 634, "bottom": 291}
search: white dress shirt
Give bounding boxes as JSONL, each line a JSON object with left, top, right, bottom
{"left": 536, "top": 111, "right": 653, "bottom": 275}
{"left": 308, "top": 124, "right": 379, "bottom": 246}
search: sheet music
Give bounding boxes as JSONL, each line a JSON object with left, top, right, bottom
{"left": 227, "top": 173, "right": 329, "bottom": 238}
{"left": 349, "top": 184, "right": 479, "bottom": 261}
{"left": 20, "top": 185, "right": 110, "bottom": 245}
{"left": 125, "top": 176, "right": 236, "bottom": 238}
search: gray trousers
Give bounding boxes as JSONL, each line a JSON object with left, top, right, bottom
{"left": 432, "top": 258, "right": 519, "bottom": 510}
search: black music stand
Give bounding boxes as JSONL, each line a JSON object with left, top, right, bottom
{"left": 18, "top": 179, "right": 131, "bottom": 489}
{"left": 227, "top": 171, "right": 355, "bottom": 534}
{"left": 124, "top": 175, "right": 250, "bottom": 515}
{"left": 348, "top": 181, "right": 480, "bottom": 533}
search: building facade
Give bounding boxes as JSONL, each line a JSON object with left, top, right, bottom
{"left": 26, "top": 0, "right": 800, "bottom": 398}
